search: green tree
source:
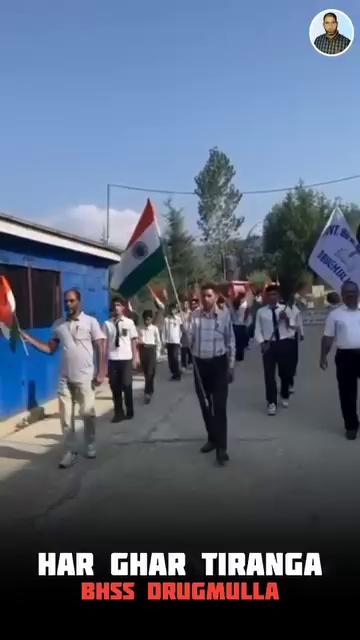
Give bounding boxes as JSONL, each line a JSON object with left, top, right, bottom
{"left": 195, "top": 147, "right": 243, "bottom": 277}
{"left": 263, "top": 184, "right": 360, "bottom": 296}
{"left": 163, "top": 198, "right": 203, "bottom": 295}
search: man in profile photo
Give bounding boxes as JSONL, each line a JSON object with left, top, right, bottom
{"left": 314, "top": 12, "right": 351, "bottom": 55}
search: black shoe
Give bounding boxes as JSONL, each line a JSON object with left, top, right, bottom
{"left": 216, "top": 449, "right": 229, "bottom": 466}
{"left": 126, "top": 412, "right": 134, "bottom": 420}
{"left": 111, "top": 414, "right": 125, "bottom": 423}
{"left": 200, "top": 441, "right": 216, "bottom": 453}
{"left": 346, "top": 430, "right": 357, "bottom": 440}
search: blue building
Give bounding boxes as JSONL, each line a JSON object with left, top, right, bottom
{"left": 0, "top": 213, "right": 121, "bottom": 421}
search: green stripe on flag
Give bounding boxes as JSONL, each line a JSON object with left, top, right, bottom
{"left": 117, "top": 246, "right": 166, "bottom": 299}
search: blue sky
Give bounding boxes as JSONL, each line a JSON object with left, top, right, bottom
{"left": 0, "top": 0, "right": 359, "bottom": 245}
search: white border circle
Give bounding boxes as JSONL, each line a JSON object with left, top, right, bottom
{"left": 309, "top": 9, "right": 354, "bottom": 57}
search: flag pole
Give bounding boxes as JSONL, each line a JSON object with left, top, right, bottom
{"left": 153, "top": 207, "right": 211, "bottom": 412}
{"left": 14, "top": 313, "right": 29, "bottom": 356}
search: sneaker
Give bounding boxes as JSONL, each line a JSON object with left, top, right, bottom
{"left": 87, "top": 444, "right": 96, "bottom": 459}
{"left": 144, "top": 394, "right": 151, "bottom": 405}
{"left": 289, "top": 387, "right": 295, "bottom": 395}
{"left": 200, "top": 441, "right": 216, "bottom": 454}
{"left": 346, "top": 430, "right": 357, "bottom": 440}
{"left": 111, "top": 414, "right": 125, "bottom": 423}
{"left": 267, "top": 403, "right": 277, "bottom": 416}
{"left": 281, "top": 399, "right": 289, "bottom": 408}
{"left": 59, "top": 451, "right": 78, "bottom": 469}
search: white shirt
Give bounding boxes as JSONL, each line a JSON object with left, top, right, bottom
{"left": 138, "top": 324, "right": 162, "bottom": 359}
{"left": 52, "top": 312, "right": 105, "bottom": 383}
{"left": 103, "top": 316, "right": 138, "bottom": 361}
{"left": 324, "top": 305, "right": 360, "bottom": 349}
{"left": 162, "top": 315, "right": 182, "bottom": 345}
{"left": 255, "top": 304, "right": 296, "bottom": 344}
{"left": 230, "top": 300, "right": 248, "bottom": 326}
{"left": 189, "top": 306, "right": 236, "bottom": 368}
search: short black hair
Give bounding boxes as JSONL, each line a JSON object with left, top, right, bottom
{"left": 265, "top": 284, "right": 279, "bottom": 294}
{"left": 112, "top": 297, "right": 126, "bottom": 306}
{"left": 143, "top": 309, "right": 153, "bottom": 320}
{"left": 323, "top": 12, "right": 337, "bottom": 22}
{"left": 342, "top": 280, "right": 359, "bottom": 291}
{"left": 217, "top": 295, "right": 225, "bottom": 304}
{"left": 326, "top": 291, "right": 340, "bottom": 304}
{"left": 64, "top": 288, "right": 81, "bottom": 301}
{"left": 200, "top": 282, "right": 218, "bottom": 294}
{"left": 168, "top": 302, "right": 177, "bottom": 311}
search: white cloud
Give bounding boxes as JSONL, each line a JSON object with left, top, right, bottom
{"left": 47, "top": 204, "right": 140, "bottom": 249}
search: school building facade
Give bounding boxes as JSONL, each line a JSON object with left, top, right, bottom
{"left": 0, "top": 213, "right": 121, "bottom": 421}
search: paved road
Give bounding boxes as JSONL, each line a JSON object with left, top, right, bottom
{"left": 1, "top": 325, "right": 358, "bottom": 537}
{"left": 1, "top": 326, "right": 360, "bottom": 605}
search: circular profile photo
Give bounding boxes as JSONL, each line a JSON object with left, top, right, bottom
{"left": 309, "top": 9, "right": 354, "bottom": 56}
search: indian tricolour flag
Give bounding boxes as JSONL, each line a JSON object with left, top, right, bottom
{"left": 111, "top": 199, "right": 166, "bottom": 298}
{"left": 0, "top": 275, "right": 24, "bottom": 352}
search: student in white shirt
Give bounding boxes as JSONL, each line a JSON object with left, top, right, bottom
{"left": 320, "top": 280, "right": 360, "bottom": 440}
{"left": 103, "top": 298, "right": 139, "bottom": 422}
{"left": 230, "top": 291, "right": 248, "bottom": 362}
{"left": 255, "top": 284, "right": 296, "bottom": 415}
{"left": 162, "top": 303, "right": 183, "bottom": 381}
{"left": 138, "top": 310, "right": 162, "bottom": 404}
{"left": 326, "top": 291, "right": 341, "bottom": 310}
{"left": 286, "top": 295, "right": 305, "bottom": 394}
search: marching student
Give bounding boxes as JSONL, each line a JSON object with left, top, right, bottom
{"left": 103, "top": 298, "right": 139, "bottom": 422}
{"left": 217, "top": 295, "right": 227, "bottom": 311}
{"left": 320, "top": 280, "right": 360, "bottom": 440}
{"left": 326, "top": 290, "right": 341, "bottom": 310}
{"left": 190, "top": 297, "right": 200, "bottom": 313}
{"left": 189, "top": 283, "right": 235, "bottom": 466}
{"left": 162, "top": 303, "right": 183, "bottom": 380}
{"left": 248, "top": 291, "right": 263, "bottom": 341}
{"left": 230, "top": 290, "right": 248, "bottom": 362}
{"left": 287, "top": 295, "right": 305, "bottom": 394}
{"left": 180, "top": 299, "right": 192, "bottom": 370}
{"left": 255, "top": 284, "right": 296, "bottom": 416}
{"left": 21, "top": 289, "right": 106, "bottom": 468}
{"left": 138, "top": 310, "right": 162, "bottom": 404}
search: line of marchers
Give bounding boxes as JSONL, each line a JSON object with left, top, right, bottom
{"left": 38, "top": 552, "right": 322, "bottom": 577}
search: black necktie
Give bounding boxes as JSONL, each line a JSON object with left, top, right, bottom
{"left": 115, "top": 320, "right": 120, "bottom": 347}
{"left": 271, "top": 308, "right": 280, "bottom": 341}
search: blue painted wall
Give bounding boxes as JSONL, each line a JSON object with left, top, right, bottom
{"left": 0, "top": 235, "right": 115, "bottom": 420}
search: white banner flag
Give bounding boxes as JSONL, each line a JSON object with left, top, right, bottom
{"left": 308, "top": 206, "right": 360, "bottom": 293}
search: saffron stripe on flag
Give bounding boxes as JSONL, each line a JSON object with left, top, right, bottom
{"left": 127, "top": 199, "right": 155, "bottom": 248}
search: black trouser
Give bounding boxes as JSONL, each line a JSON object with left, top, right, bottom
{"left": 108, "top": 359, "right": 134, "bottom": 417}
{"left": 233, "top": 324, "right": 247, "bottom": 362}
{"left": 262, "top": 339, "right": 292, "bottom": 405}
{"left": 139, "top": 344, "right": 157, "bottom": 395}
{"left": 335, "top": 349, "right": 360, "bottom": 432}
{"left": 181, "top": 346, "right": 192, "bottom": 368}
{"left": 166, "top": 344, "right": 181, "bottom": 379}
{"left": 289, "top": 334, "right": 299, "bottom": 388}
{"left": 194, "top": 354, "right": 229, "bottom": 451}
